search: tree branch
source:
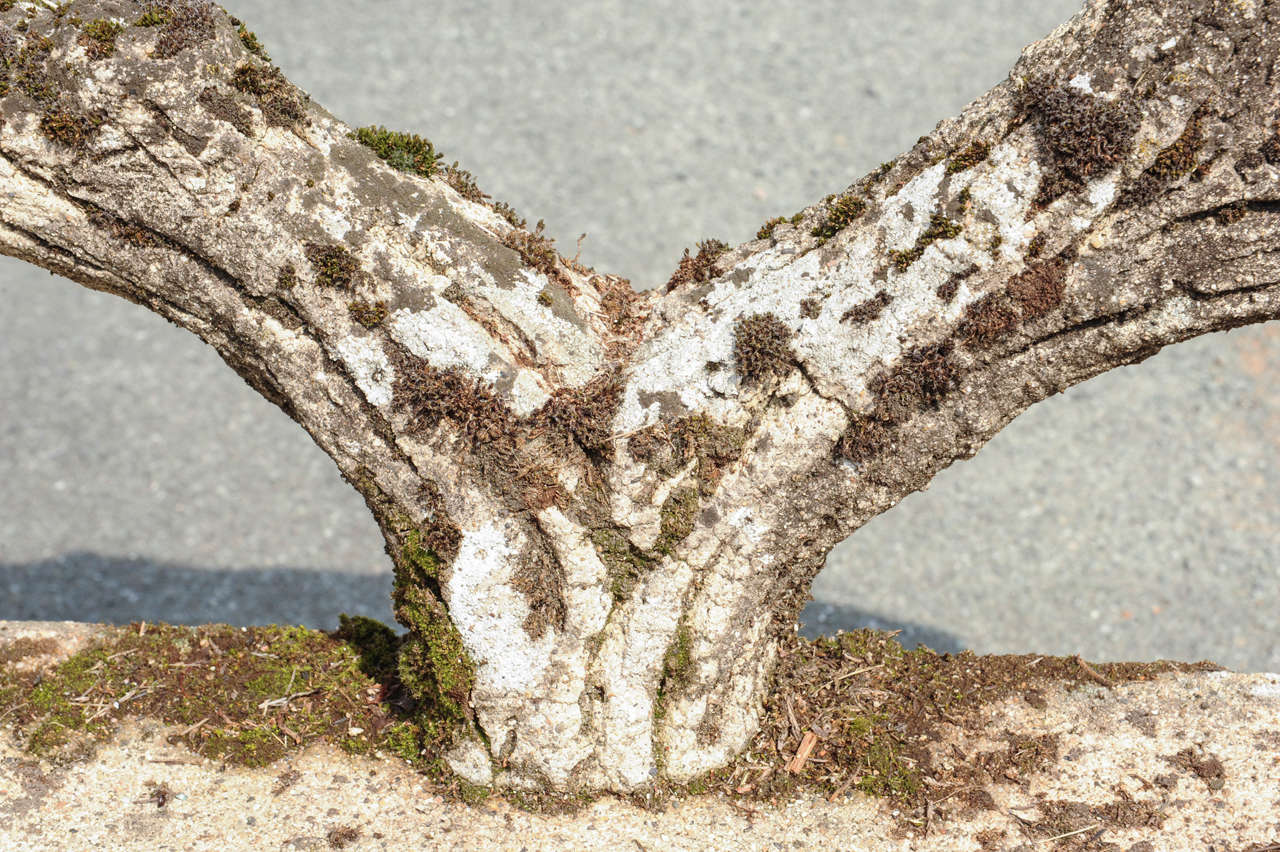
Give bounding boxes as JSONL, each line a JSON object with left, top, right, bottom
{"left": 1, "top": 0, "right": 1276, "bottom": 790}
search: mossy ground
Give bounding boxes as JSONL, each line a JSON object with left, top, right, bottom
{"left": 0, "top": 618, "right": 464, "bottom": 786}
{"left": 0, "top": 623, "right": 1215, "bottom": 820}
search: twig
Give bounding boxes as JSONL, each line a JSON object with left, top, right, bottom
{"left": 84, "top": 685, "right": 150, "bottom": 722}
{"left": 821, "top": 664, "right": 885, "bottom": 691}
{"left": 1074, "top": 655, "right": 1115, "bottom": 687}
{"left": 257, "top": 688, "right": 318, "bottom": 714}
{"left": 785, "top": 731, "right": 819, "bottom": 774}
{"left": 828, "top": 775, "right": 856, "bottom": 802}
{"left": 176, "top": 717, "right": 209, "bottom": 737}
{"left": 1040, "top": 823, "right": 1100, "bottom": 843}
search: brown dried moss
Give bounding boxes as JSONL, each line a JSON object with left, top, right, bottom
{"left": 536, "top": 372, "right": 625, "bottom": 457}
{"left": 841, "top": 291, "right": 892, "bottom": 324}
{"left": 442, "top": 161, "right": 488, "bottom": 202}
{"left": 89, "top": 209, "right": 161, "bottom": 248}
{"left": 959, "top": 256, "right": 1068, "bottom": 348}
{"left": 231, "top": 63, "right": 308, "bottom": 130}
{"left": 732, "top": 629, "right": 1216, "bottom": 817}
{"left": 834, "top": 414, "right": 893, "bottom": 463}
{"left": 871, "top": 341, "right": 957, "bottom": 423}
{"left": 395, "top": 362, "right": 518, "bottom": 459}
{"left": 1022, "top": 81, "right": 1139, "bottom": 207}
{"left": 665, "top": 239, "right": 729, "bottom": 291}
{"left": 1120, "top": 104, "right": 1210, "bottom": 208}
{"left": 509, "top": 545, "right": 566, "bottom": 639}
{"left": 733, "top": 313, "right": 795, "bottom": 385}
{"left": 145, "top": 0, "right": 217, "bottom": 60}
{"left": 502, "top": 220, "right": 562, "bottom": 281}
{"left": 629, "top": 413, "right": 748, "bottom": 493}
{"left": 936, "top": 264, "right": 977, "bottom": 303}
{"left": 198, "top": 86, "right": 254, "bottom": 136}
{"left": 40, "top": 107, "right": 101, "bottom": 148}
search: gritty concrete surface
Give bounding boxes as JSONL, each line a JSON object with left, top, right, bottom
{"left": 1, "top": 0, "right": 1278, "bottom": 670}
{"left": 2, "top": 621, "right": 1278, "bottom": 851}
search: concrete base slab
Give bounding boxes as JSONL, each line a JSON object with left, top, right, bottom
{"left": 2, "top": 621, "right": 1277, "bottom": 851}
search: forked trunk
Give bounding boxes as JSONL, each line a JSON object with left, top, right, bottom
{"left": 2, "top": 0, "right": 1278, "bottom": 790}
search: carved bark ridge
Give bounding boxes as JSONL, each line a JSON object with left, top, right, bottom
{"left": 1, "top": 0, "right": 1277, "bottom": 791}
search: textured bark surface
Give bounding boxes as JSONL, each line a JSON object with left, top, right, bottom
{"left": 1, "top": 0, "right": 1277, "bottom": 791}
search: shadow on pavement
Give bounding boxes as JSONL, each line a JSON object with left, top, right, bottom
{"left": 798, "top": 600, "right": 966, "bottom": 653}
{"left": 1, "top": 552, "right": 966, "bottom": 655}
{"left": 0, "top": 551, "right": 395, "bottom": 630}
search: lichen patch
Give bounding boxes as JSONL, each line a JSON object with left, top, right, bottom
{"left": 334, "top": 336, "right": 394, "bottom": 407}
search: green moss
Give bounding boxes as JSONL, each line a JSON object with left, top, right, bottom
{"left": 78, "top": 18, "right": 124, "bottom": 59}
{"left": 351, "top": 125, "right": 442, "bottom": 178}
{"left": 458, "top": 781, "right": 491, "bottom": 805}
{"left": 348, "top": 299, "right": 388, "bottom": 328}
{"left": 654, "top": 487, "right": 699, "bottom": 556}
{"left": 40, "top": 108, "right": 101, "bottom": 148}
{"left": 945, "top": 141, "right": 990, "bottom": 175}
{"left": 0, "top": 621, "right": 473, "bottom": 771}
{"left": 402, "top": 528, "right": 441, "bottom": 579}
{"left": 756, "top": 216, "right": 786, "bottom": 240}
{"left": 665, "top": 628, "right": 692, "bottom": 682}
{"left": 393, "top": 578, "right": 475, "bottom": 721}
{"left": 276, "top": 262, "right": 297, "bottom": 289}
{"left": 591, "top": 527, "right": 656, "bottom": 602}
{"left": 304, "top": 242, "right": 359, "bottom": 288}
{"left": 856, "top": 740, "right": 921, "bottom": 797}
{"left": 810, "top": 194, "right": 867, "bottom": 241}
{"left": 135, "top": 9, "right": 173, "bottom": 27}
{"left": 381, "top": 720, "right": 426, "bottom": 763}
{"left": 537, "top": 289, "right": 553, "bottom": 307}
{"left": 229, "top": 17, "right": 270, "bottom": 61}
{"left": 887, "top": 212, "right": 962, "bottom": 272}
{"left": 334, "top": 614, "right": 398, "bottom": 681}
{"left": 10, "top": 35, "right": 58, "bottom": 103}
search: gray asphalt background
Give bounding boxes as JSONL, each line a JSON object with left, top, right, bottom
{"left": 1, "top": 1, "right": 1277, "bottom": 670}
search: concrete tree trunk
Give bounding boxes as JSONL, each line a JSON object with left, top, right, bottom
{"left": 1, "top": 0, "right": 1277, "bottom": 792}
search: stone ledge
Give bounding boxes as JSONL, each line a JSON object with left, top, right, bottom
{"left": 2, "top": 621, "right": 1277, "bottom": 851}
